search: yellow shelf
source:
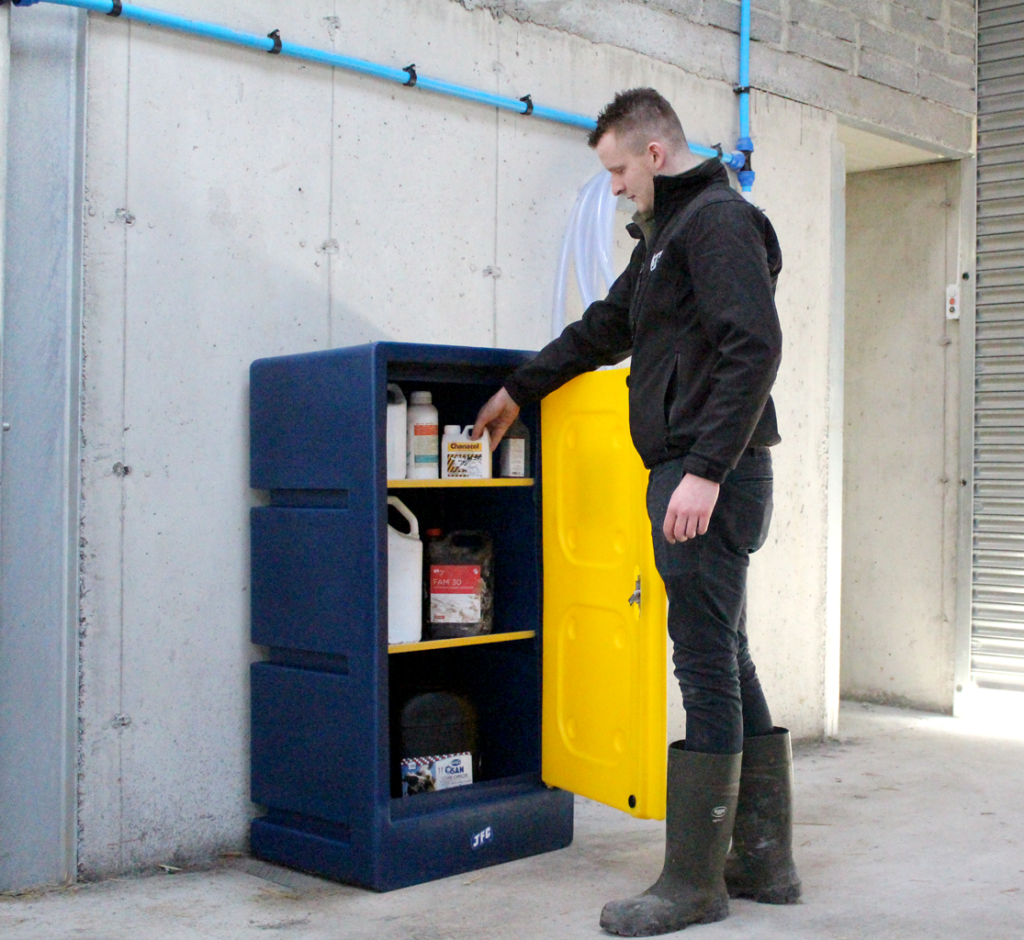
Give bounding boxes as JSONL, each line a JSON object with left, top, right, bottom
{"left": 389, "top": 630, "right": 536, "bottom": 654}
{"left": 387, "top": 478, "right": 534, "bottom": 489}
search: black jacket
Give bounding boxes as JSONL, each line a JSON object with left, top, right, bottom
{"left": 504, "top": 160, "right": 783, "bottom": 482}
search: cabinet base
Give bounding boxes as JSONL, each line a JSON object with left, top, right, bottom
{"left": 252, "top": 782, "right": 574, "bottom": 892}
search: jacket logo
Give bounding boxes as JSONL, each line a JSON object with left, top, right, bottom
{"left": 650, "top": 250, "right": 664, "bottom": 271}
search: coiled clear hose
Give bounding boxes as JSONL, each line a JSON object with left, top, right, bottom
{"left": 551, "top": 170, "right": 617, "bottom": 340}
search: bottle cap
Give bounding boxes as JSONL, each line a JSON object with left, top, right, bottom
{"left": 444, "top": 425, "right": 461, "bottom": 435}
{"left": 410, "top": 391, "right": 432, "bottom": 404}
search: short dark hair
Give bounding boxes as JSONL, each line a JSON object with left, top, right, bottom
{"left": 588, "top": 88, "right": 687, "bottom": 152}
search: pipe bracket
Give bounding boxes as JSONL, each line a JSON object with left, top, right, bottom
{"left": 267, "top": 29, "right": 282, "bottom": 54}
{"left": 108, "top": 0, "right": 122, "bottom": 15}
{"left": 733, "top": 85, "right": 751, "bottom": 95}
{"left": 520, "top": 94, "right": 533, "bottom": 116}
{"left": 402, "top": 64, "right": 417, "bottom": 87}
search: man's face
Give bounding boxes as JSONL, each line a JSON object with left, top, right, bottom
{"left": 595, "top": 129, "right": 659, "bottom": 214}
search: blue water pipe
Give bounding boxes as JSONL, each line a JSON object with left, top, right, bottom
{"left": 11, "top": 0, "right": 751, "bottom": 172}
{"left": 736, "top": 0, "right": 755, "bottom": 194}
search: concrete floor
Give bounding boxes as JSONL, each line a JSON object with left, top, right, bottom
{"left": 3, "top": 701, "right": 1024, "bottom": 940}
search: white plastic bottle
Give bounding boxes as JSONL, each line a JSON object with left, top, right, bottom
{"left": 441, "top": 425, "right": 492, "bottom": 480}
{"left": 498, "top": 417, "right": 530, "bottom": 478}
{"left": 386, "top": 384, "right": 407, "bottom": 480}
{"left": 387, "top": 497, "right": 422, "bottom": 644}
{"left": 406, "top": 391, "right": 439, "bottom": 479}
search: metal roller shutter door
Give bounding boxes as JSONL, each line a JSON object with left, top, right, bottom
{"left": 974, "top": 1, "right": 1024, "bottom": 689}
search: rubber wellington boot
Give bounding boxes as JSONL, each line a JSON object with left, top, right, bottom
{"left": 600, "top": 743, "right": 741, "bottom": 937}
{"left": 724, "top": 727, "right": 802, "bottom": 904}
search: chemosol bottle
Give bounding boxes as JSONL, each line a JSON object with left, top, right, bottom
{"left": 441, "top": 425, "right": 492, "bottom": 480}
{"left": 406, "top": 391, "right": 439, "bottom": 479}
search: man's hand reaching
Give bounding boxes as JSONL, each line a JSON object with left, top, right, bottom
{"left": 663, "top": 473, "right": 720, "bottom": 544}
{"left": 472, "top": 387, "right": 520, "bottom": 451}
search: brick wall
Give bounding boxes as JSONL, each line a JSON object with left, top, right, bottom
{"left": 642, "top": 0, "right": 977, "bottom": 114}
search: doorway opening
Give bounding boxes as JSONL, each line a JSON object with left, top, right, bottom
{"left": 839, "top": 124, "right": 961, "bottom": 714}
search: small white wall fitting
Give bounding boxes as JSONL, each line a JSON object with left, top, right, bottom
{"left": 946, "top": 283, "right": 960, "bottom": 321}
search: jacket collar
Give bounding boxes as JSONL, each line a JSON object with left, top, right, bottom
{"left": 626, "top": 159, "right": 729, "bottom": 242}
{"left": 652, "top": 158, "right": 729, "bottom": 229}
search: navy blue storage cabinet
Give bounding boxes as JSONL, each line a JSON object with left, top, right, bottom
{"left": 248, "top": 342, "right": 574, "bottom": 891}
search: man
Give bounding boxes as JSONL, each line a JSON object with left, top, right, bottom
{"left": 473, "top": 89, "right": 800, "bottom": 936}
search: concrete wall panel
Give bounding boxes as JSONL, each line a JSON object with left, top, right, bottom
{"left": 78, "top": 14, "right": 132, "bottom": 880}
{"left": 740, "top": 94, "right": 837, "bottom": 741}
{"left": 1, "top": 4, "right": 85, "bottom": 889}
{"left": 80, "top": 3, "right": 337, "bottom": 875}
{"left": 841, "top": 161, "right": 960, "bottom": 713}
{"left": 453, "top": 0, "right": 974, "bottom": 154}
{"left": 326, "top": 0, "right": 499, "bottom": 348}
{"left": 492, "top": 22, "right": 603, "bottom": 352}
{"left": 118, "top": 13, "right": 334, "bottom": 869}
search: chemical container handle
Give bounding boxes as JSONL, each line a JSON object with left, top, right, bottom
{"left": 387, "top": 496, "right": 420, "bottom": 539}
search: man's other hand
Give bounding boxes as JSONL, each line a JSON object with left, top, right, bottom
{"left": 472, "top": 387, "right": 520, "bottom": 450}
{"left": 663, "top": 473, "right": 720, "bottom": 543}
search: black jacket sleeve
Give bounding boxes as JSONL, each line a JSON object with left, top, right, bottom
{"left": 503, "top": 242, "right": 641, "bottom": 406}
{"left": 680, "top": 201, "right": 783, "bottom": 482}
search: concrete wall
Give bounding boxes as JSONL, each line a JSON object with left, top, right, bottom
{"left": 489, "top": 0, "right": 980, "bottom": 115}
{"left": 456, "top": 0, "right": 975, "bottom": 153}
{"left": 739, "top": 0, "right": 975, "bottom": 115}
{"left": 841, "top": 161, "right": 961, "bottom": 712}
{"left": 0, "top": 4, "right": 85, "bottom": 890}
{"left": 75, "top": 0, "right": 841, "bottom": 876}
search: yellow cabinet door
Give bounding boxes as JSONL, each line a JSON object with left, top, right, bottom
{"left": 541, "top": 368, "right": 668, "bottom": 820}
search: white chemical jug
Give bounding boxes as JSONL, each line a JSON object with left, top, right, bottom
{"left": 387, "top": 496, "right": 422, "bottom": 645}
{"left": 441, "top": 425, "right": 492, "bottom": 480}
{"left": 386, "top": 384, "right": 407, "bottom": 480}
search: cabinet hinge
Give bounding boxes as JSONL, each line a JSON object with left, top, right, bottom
{"left": 628, "top": 575, "right": 641, "bottom": 610}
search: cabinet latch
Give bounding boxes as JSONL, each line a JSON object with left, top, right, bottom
{"left": 628, "top": 575, "right": 641, "bottom": 610}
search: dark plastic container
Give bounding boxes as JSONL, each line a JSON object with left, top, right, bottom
{"left": 427, "top": 531, "right": 494, "bottom": 639}
{"left": 400, "top": 690, "right": 478, "bottom": 759}
{"left": 399, "top": 691, "right": 479, "bottom": 795}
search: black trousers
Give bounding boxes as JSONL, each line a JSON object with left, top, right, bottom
{"left": 646, "top": 448, "right": 776, "bottom": 755}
